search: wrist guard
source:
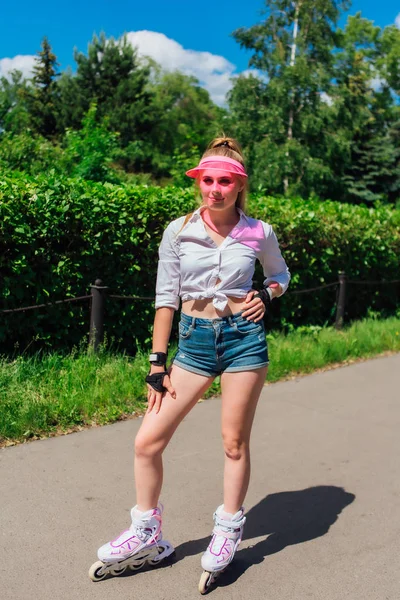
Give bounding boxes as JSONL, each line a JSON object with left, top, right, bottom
{"left": 149, "top": 351, "right": 167, "bottom": 366}
{"left": 145, "top": 371, "right": 169, "bottom": 393}
{"left": 255, "top": 287, "right": 272, "bottom": 309}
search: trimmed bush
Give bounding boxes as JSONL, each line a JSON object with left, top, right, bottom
{"left": 1, "top": 171, "right": 399, "bottom": 353}
{"left": 250, "top": 195, "right": 400, "bottom": 329}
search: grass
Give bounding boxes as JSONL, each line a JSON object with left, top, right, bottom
{"left": 1, "top": 316, "right": 400, "bottom": 446}
{"left": 0, "top": 350, "right": 149, "bottom": 445}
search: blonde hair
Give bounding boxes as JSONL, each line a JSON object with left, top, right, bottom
{"left": 200, "top": 136, "right": 248, "bottom": 211}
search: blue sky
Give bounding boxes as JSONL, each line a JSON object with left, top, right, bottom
{"left": 1, "top": 1, "right": 399, "bottom": 104}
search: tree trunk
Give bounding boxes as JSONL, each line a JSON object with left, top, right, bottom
{"left": 284, "top": 0, "right": 301, "bottom": 195}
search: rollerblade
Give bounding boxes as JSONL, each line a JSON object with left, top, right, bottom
{"left": 88, "top": 504, "right": 175, "bottom": 582}
{"left": 198, "top": 504, "right": 246, "bottom": 594}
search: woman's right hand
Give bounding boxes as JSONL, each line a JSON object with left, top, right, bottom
{"left": 146, "top": 365, "right": 176, "bottom": 414}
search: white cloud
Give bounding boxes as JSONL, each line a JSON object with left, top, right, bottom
{"left": 0, "top": 54, "right": 36, "bottom": 79}
{"left": 395, "top": 13, "right": 400, "bottom": 29}
{"left": 126, "top": 30, "right": 242, "bottom": 105}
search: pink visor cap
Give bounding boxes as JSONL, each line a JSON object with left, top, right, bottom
{"left": 186, "top": 155, "right": 248, "bottom": 179}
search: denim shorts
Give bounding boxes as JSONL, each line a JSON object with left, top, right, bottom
{"left": 172, "top": 311, "right": 269, "bottom": 377}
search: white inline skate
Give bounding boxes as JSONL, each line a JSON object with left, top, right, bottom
{"left": 198, "top": 504, "right": 246, "bottom": 594}
{"left": 88, "top": 504, "right": 175, "bottom": 582}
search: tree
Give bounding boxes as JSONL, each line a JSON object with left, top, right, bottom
{"left": 376, "top": 24, "right": 400, "bottom": 96}
{"left": 55, "top": 69, "right": 84, "bottom": 132}
{"left": 0, "top": 70, "right": 31, "bottom": 134}
{"left": 72, "top": 33, "right": 152, "bottom": 146}
{"left": 231, "top": 0, "right": 350, "bottom": 196}
{"left": 55, "top": 33, "right": 157, "bottom": 174}
{"left": 146, "top": 69, "right": 224, "bottom": 179}
{"left": 333, "top": 14, "right": 400, "bottom": 203}
{"left": 24, "top": 37, "right": 60, "bottom": 138}
{"left": 62, "top": 103, "right": 120, "bottom": 182}
{"left": 226, "top": 74, "right": 269, "bottom": 182}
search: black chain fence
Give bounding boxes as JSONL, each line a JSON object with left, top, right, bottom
{"left": 1, "top": 272, "right": 399, "bottom": 351}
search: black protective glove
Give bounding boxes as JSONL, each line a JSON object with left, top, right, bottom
{"left": 254, "top": 287, "right": 272, "bottom": 309}
{"left": 145, "top": 371, "right": 169, "bottom": 393}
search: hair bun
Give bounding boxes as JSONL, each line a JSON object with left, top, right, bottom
{"left": 215, "top": 140, "right": 231, "bottom": 148}
{"left": 204, "top": 136, "right": 245, "bottom": 165}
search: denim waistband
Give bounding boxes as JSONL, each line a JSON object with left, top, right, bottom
{"left": 180, "top": 311, "right": 245, "bottom": 328}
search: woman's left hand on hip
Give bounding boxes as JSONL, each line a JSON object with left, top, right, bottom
{"left": 242, "top": 289, "right": 265, "bottom": 322}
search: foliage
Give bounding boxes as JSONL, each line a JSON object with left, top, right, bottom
{"left": 62, "top": 103, "right": 120, "bottom": 182}
{"left": 342, "top": 116, "right": 400, "bottom": 204}
{"left": 0, "top": 174, "right": 399, "bottom": 353}
{"left": 249, "top": 194, "right": 400, "bottom": 328}
{"left": 230, "top": 0, "right": 350, "bottom": 196}
{"left": 228, "top": 3, "right": 400, "bottom": 203}
{"left": 0, "top": 70, "right": 31, "bottom": 134}
{"left": 59, "top": 33, "right": 153, "bottom": 149}
{"left": 170, "top": 145, "right": 202, "bottom": 188}
{"left": 146, "top": 70, "right": 225, "bottom": 178}
{"left": 266, "top": 315, "right": 400, "bottom": 382}
{"left": 0, "top": 104, "right": 122, "bottom": 183}
{"left": 333, "top": 15, "right": 400, "bottom": 204}
{"left": 0, "top": 348, "right": 148, "bottom": 444}
{"left": 0, "top": 174, "right": 197, "bottom": 354}
{"left": 23, "top": 37, "right": 60, "bottom": 138}
{"left": 0, "top": 131, "right": 63, "bottom": 174}
{"left": 1, "top": 14, "right": 399, "bottom": 201}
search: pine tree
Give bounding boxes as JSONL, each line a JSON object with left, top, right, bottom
{"left": 72, "top": 33, "right": 152, "bottom": 146}
{"left": 25, "top": 37, "right": 60, "bottom": 138}
{"left": 343, "top": 113, "right": 400, "bottom": 204}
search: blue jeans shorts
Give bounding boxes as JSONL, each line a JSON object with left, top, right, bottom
{"left": 172, "top": 311, "right": 269, "bottom": 377}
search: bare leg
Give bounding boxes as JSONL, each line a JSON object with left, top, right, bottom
{"left": 134, "top": 365, "right": 214, "bottom": 511}
{"left": 220, "top": 367, "right": 268, "bottom": 514}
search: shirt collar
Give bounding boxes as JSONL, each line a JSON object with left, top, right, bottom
{"left": 190, "top": 206, "right": 250, "bottom": 226}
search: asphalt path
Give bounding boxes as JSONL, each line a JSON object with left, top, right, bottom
{"left": 1, "top": 354, "right": 399, "bottom": 600}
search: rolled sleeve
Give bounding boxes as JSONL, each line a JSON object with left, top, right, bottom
{"left": 259, "top": 222, "right": 290, "bottom": 295}
{"left": 155, "top": 222, "right": 181, "bottom": 310}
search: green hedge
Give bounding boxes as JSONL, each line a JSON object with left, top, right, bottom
{"left": 1, "top": 171, "right": 399, "bottom": 354}
{"left": 250, "top": 195, "right": 400, "bottom": 328}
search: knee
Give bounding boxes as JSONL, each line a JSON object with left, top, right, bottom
{"left": 134, "top": 433, "right": 163, "bottom": 460}
{"left": 222, "top": 437, "right": 248, "bottom": 461}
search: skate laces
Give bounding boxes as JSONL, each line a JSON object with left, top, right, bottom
{"left": 134, "top": 525, "right": 151, "bottom": 542}
{"left": 130, "top": 507, "right": 162, "bottom": 544}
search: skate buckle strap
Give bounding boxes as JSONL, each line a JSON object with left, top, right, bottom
{"left": 213, "top": 513, "right": 246, "bottom": 539}
{"left": 214, "top": 514, "right": 246, "bottom": 530}
{"left": 213, "top": 527, "right": 241, "bottom": 540}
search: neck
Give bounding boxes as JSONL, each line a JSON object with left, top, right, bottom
{"left": 202, "top": 206, "right": 239, "bottom": 229}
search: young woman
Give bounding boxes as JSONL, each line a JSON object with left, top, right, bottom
{"left": 89, "top": 137, "right": 290, "bottom": 591}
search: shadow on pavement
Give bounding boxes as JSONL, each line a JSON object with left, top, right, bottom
{"left": 175, "top": 485, "right": 355, "bottom": 586}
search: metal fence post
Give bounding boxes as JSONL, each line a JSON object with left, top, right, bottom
{"left": 90, "top": 279, "right": 108, "bottom": 351}
{"left": 335, "top": 271, "right": 347, "bottom": 330}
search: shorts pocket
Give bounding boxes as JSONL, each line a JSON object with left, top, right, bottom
{"left": 234, "top": 318, "right": 264, "bottom": 336}
{"left": 179, "top": 321, "right": 194, "bottom": 340}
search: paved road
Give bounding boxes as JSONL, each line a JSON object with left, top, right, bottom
{"left": 1, "top": 354, "right": 399, "bottom": 600}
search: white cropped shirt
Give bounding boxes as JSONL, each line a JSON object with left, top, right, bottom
{"left": 155, "top": 207, "right": 290, "bottom": 311}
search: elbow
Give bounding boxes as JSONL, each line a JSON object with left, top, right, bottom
{"left": 155, "top": 297, "right": 180, "bottom": 311}
{"left": 264, "top": 270, "right": 290, "bottom": 296}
